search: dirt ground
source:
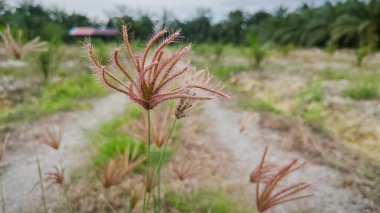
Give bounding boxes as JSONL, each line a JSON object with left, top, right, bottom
{"left": 0, "top": 93, "right": 127, "bottom": 212}
{"left": 173, "top": 100, "right": 379, "bottom": 213}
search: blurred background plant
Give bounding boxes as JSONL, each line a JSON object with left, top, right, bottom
{"left": 0, "top": 26, "right": 46, "bottom": 60}
{"left": 37, "top": 39, "right": 63, "bottom": 83}
{"left": 246, "top": 32, "right": 271, "bottom": 69}
{"left": 355, "top": 46, "right": 371, "bottom": 67}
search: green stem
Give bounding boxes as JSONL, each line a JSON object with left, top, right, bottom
{"left": 35, "top": 145, "right": 48, "bottom": 213}
{"left": 143, "top": 110, "right": 151, "bottom": 213}
{"left": 157, "top": 171, "right": 161, "bottom": 213}
{"left": 147, "top": 119, "right": 177, "bottom": 209}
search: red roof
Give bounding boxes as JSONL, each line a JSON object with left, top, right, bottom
{"left": 69, "top": 27, "right": 116, "bottom": 37}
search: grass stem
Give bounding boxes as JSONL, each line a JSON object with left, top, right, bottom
{"left": 143, "top": 110, "right": 151, "bottom": 212}
{"left": 147, "top": 119, "right": 177, "bottom": 210}
{"left": 34, "top": 144, "right": 48, "bottom": 213}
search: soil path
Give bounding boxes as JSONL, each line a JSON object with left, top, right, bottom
{"left": 1, "top": 93, "right": 127, "bottom": 212}
{"left": 201, "top": 101, "right": 377, "bottom": 213}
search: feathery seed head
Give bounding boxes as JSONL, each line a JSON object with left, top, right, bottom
{"left": 34, "top": 125, "right": 63, "bottom": 150}
{"left": 253, "top": 146, "right": 312, "bottom": 212}
{"left": 45, "top": 166, "right": 65, "bottom": 189}
{"left": 87, "top": 25, "right": 229, "bottom": 110}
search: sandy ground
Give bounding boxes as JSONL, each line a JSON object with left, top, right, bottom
{"left": 178, "top": 101, "right": 378, "bottom": 213}
{"left": 0, "top": 93, "right": 127, "bottom": 212}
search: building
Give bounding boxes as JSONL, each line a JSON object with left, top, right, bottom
{"left": 69, "top": 27, "right": 116, "bottom": 38}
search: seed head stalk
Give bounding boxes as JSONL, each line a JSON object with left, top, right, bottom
{"left": 143, "top": 110, "right": 152, "bottom": 212}
{"left": 147, "top": 118, "right": 177, "bottom": 209}
{"left": 34, "top": 144, "right": 48, "bottom": 213}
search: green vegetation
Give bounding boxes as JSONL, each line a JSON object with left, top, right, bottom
{"left": 237, "top": 98, "right": 281, "bottom": 114}
{"left": 319, "top": 69, "right": 380, "bottom": 100}
{"left": 0, "top": 73, "right": 106, "bottom": 123}
{"left": 246, "top": 33, "right": 271, "bottom": 69}
{"left": 319, "top": 68, "right": 351, "bottom": 80}
{"left": 294, "top": 82, "right": 325, "bottom": 129}
{"left": 37, "top": 41, "right": 63, "bottom": 82}
{"left": 212, "top": 65, "right": 249, "bottom": 79}
{"left": 89, "top": 106, "right": 143, "bottom": 168}
{"left": 3, "top": 0, "right": 380, "bottom": 51}
{"left": 280, "top": 44, "right": 296, "bottom": 56}
{"left": 355, "top": 46, "right": 371, "bottom": 67}
{"left": 89, "top": 106, "right": 174, "bottom": 169}
{"left": 297, "top": 82, "right": 324, "bottom": 103}
{"left": 213, "top": 43, "right": 224, "bottom": 62}
{"left": 164, "top": 189, "right": 252, "bottom": 213}
{"left": 343, "top": 82, "right": 378, "bottom": 100}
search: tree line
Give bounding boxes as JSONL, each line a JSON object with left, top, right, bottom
{"left": 1, "top": 0, "right": 379, "bottom": 49}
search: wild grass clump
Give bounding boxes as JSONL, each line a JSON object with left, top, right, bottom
{"left": 212, "top": 65, "right": 249, "bottom": 79}
{"left": 294, "top": 82, "right": 325, "bottom": 129}
{"left": 343, "top": 82, "right": 378, "bottom": 100}
{"left": 237, "top": 98, "right": 281, "bottom": 115}
{"left": 164, "top": 189, "right": 251, "bottom": 213}
{"left": 318, "top": 68, "right": 350, "bottom": 80}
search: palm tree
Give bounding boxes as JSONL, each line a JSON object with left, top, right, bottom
{"left": 331, "top": 0, "right": 380, "bottom": 48}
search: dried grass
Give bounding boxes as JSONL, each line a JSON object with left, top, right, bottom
{"left": 34, "top": 125, "right": 63, "bottom": 150}
{"left": 0, "top": 26, "right": 46, "bottom": 59}
{"left": 252, "top": 146, "right": 312, "bottom": 213}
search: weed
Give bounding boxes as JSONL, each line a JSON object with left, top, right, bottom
{"left": 237, "top": 98, "right": 281, "bottom": 114}
{"left": 164, "top": 189, "right": 251, "bottom": 213}
{"left": 355, "top": 46, "right": 371, "bottom": 67}
{"left": 246, "top": 33, "right": 271, "bottom": 69}
{"left": 212, "top": 65, "right": 249, "bottom": 79}
{"left": 294, "top": 82, "right": 325, "bottom": 129}
{"left": 343, "top": 82, "right": 378, "bottom": 100}
{"left": 297, "top": 82, "right": 324, "bottom": 103}
{"left": 319, "top": 68, "right": 350, "bottom": 80}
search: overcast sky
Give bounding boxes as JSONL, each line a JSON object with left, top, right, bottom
{"left": 7, "top": 0, "right": 333, "bottom": 22}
